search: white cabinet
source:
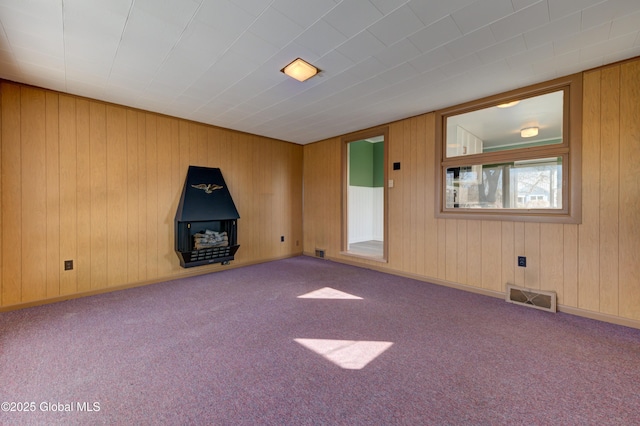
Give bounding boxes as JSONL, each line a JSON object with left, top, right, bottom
{"left": 447, "top": 125, "right": 483, "bottom": 157}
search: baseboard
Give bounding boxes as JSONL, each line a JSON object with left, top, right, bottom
{"left": 314, "top": 252, "right": 504, "bottom": 300}
{"left": 556, "top": 305, "right": 640, "bottom": 330}
{"left": 0, "top": 252, "right": 303, "bottom": 312}
{"left": 303, "top": 253, "right": 640, "bottom": 331}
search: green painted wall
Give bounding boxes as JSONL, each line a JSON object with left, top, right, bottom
{"left": 349, "top": 140, "right": 383, "bottom": 187}
{"left": 373, "top": 142, "right": 384, "bottom": 187}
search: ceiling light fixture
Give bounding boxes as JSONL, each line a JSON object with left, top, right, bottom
{"left": 281, "top": 58, "right": 319, "bottom": 82}
{"left": 497, "top": 100, "right": 520, "bottom": 108}
{"left": 520, "top": 127, "right": 539, "bottom": 138}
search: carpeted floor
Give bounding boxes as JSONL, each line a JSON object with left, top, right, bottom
{"left": 1, "top": 256, "right": 639, "bottom": 425}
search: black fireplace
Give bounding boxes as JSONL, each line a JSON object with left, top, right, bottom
{"left": 175, "top": 166, "right": 240, "bottom": 268}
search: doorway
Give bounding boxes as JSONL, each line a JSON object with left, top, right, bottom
{"left": 343, "top": 128, "right": 388, "bottom": 260}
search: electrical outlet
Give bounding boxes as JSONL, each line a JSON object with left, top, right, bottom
{"left": 517, "top": 256, "right": 526, "bottom": 267}
{"left": 64, "top": 260, "right": 74, "bottom": 271}
{"left": 280, "top": 235, "right": 285, "bottom": 242}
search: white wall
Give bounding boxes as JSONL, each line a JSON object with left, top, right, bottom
{"left": 348, "top": 186, "right": 383, "bottom": 243}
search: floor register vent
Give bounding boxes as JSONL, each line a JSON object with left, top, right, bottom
{"left": 506, "top": 284, "right": 557, "bottom": 313}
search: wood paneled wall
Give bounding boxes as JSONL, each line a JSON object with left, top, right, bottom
{"left": 303, "top": 58, "right": 640, "bottom": 325}
{"left": 0, "top": 81, "right": 303, "bottom": 308}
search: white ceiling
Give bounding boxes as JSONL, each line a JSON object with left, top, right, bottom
{"left": 0, "top": 0, "right": 638, "bottom": 145}
{"left": 447, "top": 90, "right": 563, "bottom": 148}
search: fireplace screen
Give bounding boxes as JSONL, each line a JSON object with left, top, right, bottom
{"left": 175, "top": 166, "right": 240, "bottom": 268}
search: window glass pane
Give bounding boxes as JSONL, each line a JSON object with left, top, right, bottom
{"left": 445, "top": 91, "right": 564, "bottom": 158}
{"left": 445, "top": 157, "right": 562, "bottom": 210}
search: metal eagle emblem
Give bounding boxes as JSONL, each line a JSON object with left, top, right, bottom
{"left": 191, "top": 183, "right": 223, "bottom": 194}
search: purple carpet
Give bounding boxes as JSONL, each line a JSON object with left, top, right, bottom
{"left": 1, "top": 256, "right": 639, "bottom": 425}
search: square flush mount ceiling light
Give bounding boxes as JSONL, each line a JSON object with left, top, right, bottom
{"left": 281, "top": 58, "right": 319, "bottom": 82}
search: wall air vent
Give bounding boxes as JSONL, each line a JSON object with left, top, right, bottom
{"left": 506, "top": 284, "right": 557, "bottom": 313}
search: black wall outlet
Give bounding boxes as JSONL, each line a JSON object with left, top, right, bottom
{"left": 517, "top": 256, "right": 526, "bottom": 267}
{"left": 64, "top": 260, "right": 73, "bottom": 271}
{"left": 280, "top": 235, "right": 285, "bottom": 242}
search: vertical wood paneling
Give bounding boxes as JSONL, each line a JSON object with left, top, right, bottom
{"left": 169, "top": 119, "right": 181, "bottom": 268}
{"left": 178, "top": 121, "right": 190, "bottom": 177}
{"left": 21, "top": 87, "right": 47, "bottom": 301}
{"left": 404, "top": 120, "right": 413, "bottom": 271}
{"left": 579, "top": 69, "right": 602, "bottom": 311}
{"left": 272, "top": 142, "right": 284, "bottom": 257}
{"left": 291, "top": 144, "right": 303, "bottom": 251}
{"left": 126, "top": 109, "right": 140, "bottom": 283}
{"left": 106, "top": 105, "right": 128, "bottom": 287}
{"left": 189, "top": 123, "right": 205, "bottom": 167}
{"left": 409, "top": 117, "right": 418, "bottom": 273}
{"left": 155, "top": 116, "right": 173, "bottom": 276}
{"left": 145, "top": 114, "right": 158, "bottom": 278}
{"left": 303, "top": 141, "right": 323, "bottom": 254}
{"left": 59, "top": 95, "right": 77, "bottom": 295}
{"left": 137, "top": 112, "right": 148, "bottom": 280}
{"left": 540, "top": 224, "right": 564, "bottom": 302}
{"left": 563, "top": 224, "right": 578, "bottom": 307}
{"left": 422, "top": 115, "right": 438, "bottom": 278}
{"left": 75, "top": 99, "right": 91, "bottom": 292}
{"left": 260, "top": 139, "right": 274, "bottom": 259}
{"left": 388, "top": 122, "right": 403, "bottom": 267}
{"left": 247, "top": 134, "right": 260, "bottom": 260}
{"left": 481, "top": 221, "right": 501, "bottom": 292}
{"left": 1, "top": 82, "right": 303, "bottom": 309}
{"left": 197, "top": 124, "right": 208, "bottom": 164}
{"left": 619, "top": 60, "right": 640, "bottom": 320}
{"left": 170, "top": 120, "right": 181, "bottom": 188}
{"left": 249, "top": 135, "right": 262, "bottom": 259}
{"left": 599, "top": 66, "right": 620, "bottom": 315}
{"left": 251, "top": 135, "right": 262, "bottom": 258}
{"left": 513, "top": 222, "right": 525, "bottom": 286}
{"left": 456, "top": 220, "right": 468, "bottom": 284}
{"left": 524, "top": 223, "right": 540, "bottom": 289}
{"left": 45, "top": 91, "right": 60, "bottom": 298}
{"left": 1, "top": 83, "right": 22, "bottom": 305}
{"left": 278, "top": 143, "right": 288, "bottom": 255}
{"left": 415, "top": 116, "right": 427, "bottom": 276}
{"left": 501, "top": 221, "right": 514, "bottom": 290}
{"left": 466, "top": 220, "right": 481, "bottom": 287}
{"left": 445, "top": 219, "right": 458, "bottom": 282}
{"left": 231, "top": 133, "right": 250, "bottom": 261}
{"left": 436, "top": 218, "right": 446, "bottom": 279}
{"left": 89, "top": 102, "right": 107, "bottom": 290}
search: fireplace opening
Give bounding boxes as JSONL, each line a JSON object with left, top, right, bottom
{"left": 175, "top": 166, "right": 240, "bottom": 268}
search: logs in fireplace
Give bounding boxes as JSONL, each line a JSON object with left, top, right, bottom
{"left": 175, "top": 166, "right": 240, "bottom": 268}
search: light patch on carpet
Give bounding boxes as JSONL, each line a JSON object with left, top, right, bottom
{"left": 294, "top": 338, "right": 393, "bottom": 370}
{"left": 297, "top": 287, "right": 363, "bottom": 300}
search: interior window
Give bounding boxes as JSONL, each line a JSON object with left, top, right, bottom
{"left": 435, "top": 74, "right": 582, "bottom": 223}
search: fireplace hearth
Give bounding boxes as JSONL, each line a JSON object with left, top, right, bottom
{"left": 175, "top": 166, "right": 240, "bottom": 268}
